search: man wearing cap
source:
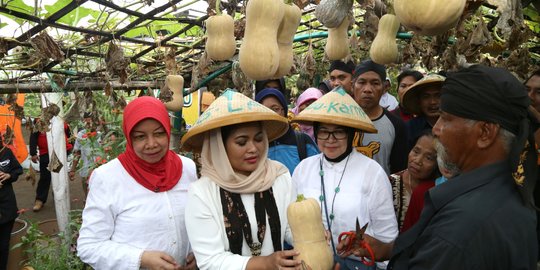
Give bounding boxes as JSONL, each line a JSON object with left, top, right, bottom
{"left": 351, "top": 59, "right": 408, "bottom": 175}
{"left": 402, "top": 74, "right": 445, "bottom": 150}
{"left": 328, "top": 60, "right": 356, "bottom": 94}
{"left": 339, "top": 65, "right": 538, "bottom": 269}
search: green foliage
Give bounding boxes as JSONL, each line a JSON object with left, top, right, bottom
{"left": 4, "top": 0, "right": 36, "bottom": 25}
{"left": 43, "top": 0, "right": 98, "bottom": 26}
{"left": 524, "top": 7, "right": 540, "bottom": 33}
{"left": 72, "top": 128, "right": 126, "bottom": 175}
{"left": 23, "top": 93, "right": 41, "bottom": 118}
{"left": 13, "top": 210, "right": 88, "bottom": 270}
{"left": 5, "top": 0, "right": 35, "bottom": 14}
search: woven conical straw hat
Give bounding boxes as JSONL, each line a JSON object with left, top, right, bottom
{"left": 181, "top": 89, "right": 289, "bottom": 152}
{"left": 293, "top": 87, "right": 376, "bottom": 133}
{"left": 402, "top": 74, "right": 445, "bottom": 115}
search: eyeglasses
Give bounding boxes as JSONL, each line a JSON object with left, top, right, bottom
{"left": 317, "top": 129, "right": 348, "bottom": 140}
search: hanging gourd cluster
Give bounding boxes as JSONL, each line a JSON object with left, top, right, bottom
{"left": 204, "top": 0, "right": 467, "bottom": 79}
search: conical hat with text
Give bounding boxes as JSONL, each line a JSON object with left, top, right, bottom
{"left": 293, "top": 87, "right": 376, "bottom": 133}
{"left": 181, "top": 89, "right": 289, "bottom": 152}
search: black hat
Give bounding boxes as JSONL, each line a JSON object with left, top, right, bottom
{"left": 328, "top": 60, "right": 355, "bottom": 74}
{"left": 353, "top": 60, "right": 386, "bottom": 81}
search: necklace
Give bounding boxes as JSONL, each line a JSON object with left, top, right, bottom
{"left": 319, "top": 155, "right": 351, "bottom": 228}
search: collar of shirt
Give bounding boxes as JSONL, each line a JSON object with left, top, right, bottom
{"left": 428, "top": 160, "right": 510, "bottom": 211}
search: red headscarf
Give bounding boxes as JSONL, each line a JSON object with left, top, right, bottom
{"left": 118, "top": 96, "right": 183, "bottom": 192}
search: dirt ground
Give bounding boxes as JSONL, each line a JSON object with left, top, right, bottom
{"left": 12, "top": 172, "right": 87, "bottom": 223}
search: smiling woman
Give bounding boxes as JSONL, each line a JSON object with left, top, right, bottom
{"left": 291, "top": 87, "right": 397, "bottom": 270}
{"left": 181, "top": 90, "right": 308, "bottom": 270}
{"left": 77, "top": 96, "right": 198, "bottom": 270}
{"left": 221, "top": 122, "right": 266, "bottom": 176}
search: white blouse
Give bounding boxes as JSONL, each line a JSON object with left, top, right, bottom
{"left": 185, "top": 173, "right": 294, "bottom": 270}
{"left": 292, "top": 151, "right": 398, "bottom": 268}
{"left": 77, "top": 156, "right": 197, "bottom": 269}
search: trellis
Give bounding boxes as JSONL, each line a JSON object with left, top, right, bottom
{"left": 0, "top": 0, "right": 538, "bottom": 95}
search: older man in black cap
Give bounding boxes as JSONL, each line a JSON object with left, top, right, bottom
{"left": 338, "top": 65, "right": 538, "bottom": 269}
{"left": 351, "top": 59, "right": 408, "bottom": 175}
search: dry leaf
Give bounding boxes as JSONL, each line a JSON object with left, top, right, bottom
{"left": 293, "top": 0, "right": 310, "bottom": 9}
{"left": 0, "top": 38, "right": 7, "bottom": 58}
{"left": 504, "top": 47, "right": 530, "bottom": 81}
{"left": 25, "top": 165, "right": 37, "bottom": 186}
{"left": 231, "top": 60, "right": 252, "bottom": 97}
{"left": 488, "top": 0, "right": 523, "bottom": 40}
{"left": 234, "top": 18, "right": 246, "bottom": 40}
{"left": 64, "top": 96, "right": 81, "bottom": 123}
{"left": 3, "top": 126, "right": 13, "bottom": 145}
{"left": 9, "top": 103, "right": 24, "bottom": 120}
{"left": 363, "top": 9, "right": 379, "bottom": 41}
{"left": 48, "top": 150, "right": 63, "bottom": 173}
{"left": 165, "top": 47, "right": 178, "bottom": 74}
{"left": 106, "top": 42, "right": 129, "bottom": 84}
{"left": 158, "top": 83, "right": 174, "bottom": 103}
{"left": 29, "top": 32, "right": 65, "bottom": 62}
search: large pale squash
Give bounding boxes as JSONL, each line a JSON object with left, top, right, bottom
{"left": 205, "top": 14, "right": 236, "bottom": 61}
{"left": 239, "top": 0, "right": 284, "bottom": 80}
{"left": 394, "top": 0, "right": 466, "bottom": 36}
{"left": 369, "top": 14, "right": 400, "bottom": 65}
{"left": 273, "top": 3, "right": 302, "bottom": 78}
{"left": 325, "top": 17, "right": 350, "bottom": 61}
{"left": 164, "top": 75, "right": 184, "bottom": 112}
{"left": 287, "top": 194, "right": 333, "bottom": 270}
{"left": 315, "top": 0, "right": 353, "bottom": 28}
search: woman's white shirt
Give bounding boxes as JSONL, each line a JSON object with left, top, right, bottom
{"left": 77, "top": 156, "right": 197, "bottom": 269}
{"left": 185, "top": 172, "right": 294, "bottom": 270}
{"left": 292, "top": 151, "right": 398, "bottom": 268}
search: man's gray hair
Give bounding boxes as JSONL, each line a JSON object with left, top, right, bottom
{"left": 465, "top": 119, "right": 515, "bottom": 153}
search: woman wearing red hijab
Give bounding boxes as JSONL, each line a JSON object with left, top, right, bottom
{"left": 77, "top": 97, "right": 198, "bottom": 270}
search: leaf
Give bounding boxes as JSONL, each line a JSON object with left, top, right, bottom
{"left": 42, "top": 0, "right": 71, "bottom": 16}
{"left": 5, "top": 0, "right": 35, "bottom": 14}
{"left": 42, "top": 1, "right": 99, "bottom": 26}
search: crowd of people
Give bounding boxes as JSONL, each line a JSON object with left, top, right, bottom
{"left": 1, "top": 62, "right": 539, "bottom": 270}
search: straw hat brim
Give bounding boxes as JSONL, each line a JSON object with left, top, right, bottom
{"left": 293, "top": 114, "right": 377, "bottom": 133}
{"left": 181, "top": 112, "right": 289, "bottom": 152}
{"left": 402, "top": 79, "right": 444, "bottom": 115}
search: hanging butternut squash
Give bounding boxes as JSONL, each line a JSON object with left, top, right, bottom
{"left": 287, "top": 194, "right": 334, "bottom": 270}
{"left": 273, "top": 2, "right": 302, "bottom": 78}
{"left": 239, "top": 0, "right": 285, "bottom": 80}
{"left": 369, "top": 14, "right": 400, "bottom": 65}
{"left": 394, "top": 0, "right": 467, "bottom": 36}
{"left": 325, "top": 17, "right": 350, "bottom": 61}
{"left": 205, "top": 13, "right": 236, "bottom": 61}
{"left": 164, "top": 75, "right": 184, "bottom": 112}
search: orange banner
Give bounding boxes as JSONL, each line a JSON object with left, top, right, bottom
{"left": 0, "top": 94, "right": 28, "bottom": 163}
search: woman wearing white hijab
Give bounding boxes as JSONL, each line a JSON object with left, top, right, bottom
{"left": 182, "top": 90, "right": 306, "bottom": 270}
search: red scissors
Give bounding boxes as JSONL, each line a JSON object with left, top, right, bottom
{"left": 337, "top": 218, "right": 375, "bottom": 266}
